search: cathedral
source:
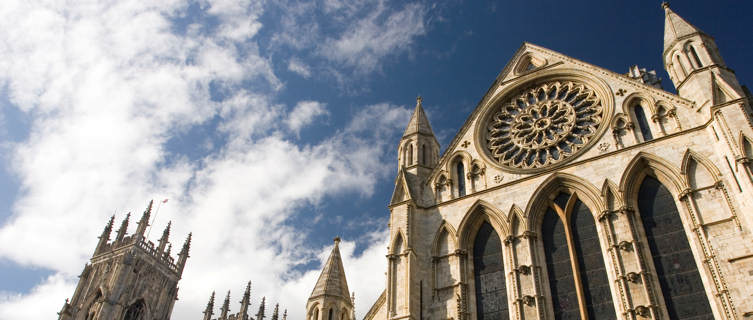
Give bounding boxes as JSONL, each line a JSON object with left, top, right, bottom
{"left": 58, "top": 3, "right": 753, "bottom": 320}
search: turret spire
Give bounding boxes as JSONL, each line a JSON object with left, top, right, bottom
{"left": 95, "top": 215, "right": 115, "bottom": 254}
{"left": 309, "top": 237, "right": 352, "bottom": 304}
{"left": 202, "top": 291, "right": 215, "bottom": 320}
{"left": 271, "top": 303, "right": 279, "bottom": 320}
{"left": 220, "top": 291, "right": 231, "bottom": 320}
{"left": 662, "top": 2, "right": 705, "bottom": 52}
{"left": 256, "top": 297, "right": 266, "bottom": 320}
{"left": 402, "top": 96, "right": 436, "bottom": 137}
{"left": 135, "top": 200, "right": 153, "bottom": 237}
{"left": 282, "top": 310, "right": 287, "bottom": 320}
{"left": 177, "top": 232, "right": 191, "bottom": 275}
{"left": 115, "top": 212, "right": 130, "bottom": 243}
{"left": 157, "top": 221, "right": 171, "bottom": 252}
{"left": 239, "top": 281, "right": 251, "bottom": 320}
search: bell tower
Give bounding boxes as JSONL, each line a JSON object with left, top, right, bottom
{"left": 57, "top": 201, "right": 191, "bottom": 320}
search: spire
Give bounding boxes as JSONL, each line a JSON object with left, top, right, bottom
{"left": 95, "top": 215, "right": 115, "bottom": 254}
{"left": 282, "top": 310, "right": 287, "bottom": 320}
{"left": 115, "top": 213, "right": 130, "bottom": 243}
{"left": 157, "top": 221, "right": 171, "bottom": 252}
{"left": 271, "top": 304, "right": 279, "bottom": 320}
{"left": 177, "top": 232, "right": 191, "bottom": 275}
{"left": 135, "top": 200, "right": 153, "bottom": 237}
{"left": 402, "top": 96, "right": 436, "bottom": 137}
{"left": 663, "top": 2, "right": 704, "bottom": 52}
{"left": 256, "top": 297, "right": 266, "bottom": 320}
{"left": 203, "top": 292, "right": 215, "bottom": 320}
{"left": 239, "top": 281, "right": 251, "bottom": 320}
{"left": 309, "top": 237, "right": 352, "bottom": 305}
{"left": 219, "top": 290, "right": 231, "bottom": 320}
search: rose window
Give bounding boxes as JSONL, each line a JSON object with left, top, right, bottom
{"left": 485, "top": 80, "right": 604, "bottom": 170}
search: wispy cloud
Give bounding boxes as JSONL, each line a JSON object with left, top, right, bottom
{"left": 0, "top": 0, "right": 416, "bottom": 319}
{"left": 288, "top": 58, "right": 312, "bottom": 78}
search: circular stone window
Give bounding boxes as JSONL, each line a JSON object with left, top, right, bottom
{"left": 480, "top": 78, "right": 608, "bottom": 172}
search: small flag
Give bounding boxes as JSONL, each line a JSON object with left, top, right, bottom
{"left": 162, "top": 199, "right": 169, "bottom": 203}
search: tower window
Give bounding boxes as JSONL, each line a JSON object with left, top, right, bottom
{"left": 633, "top": 104, "right": 653, "bottom": 141}
{"left": 407, "top": 144, "right": 413, "bottom": 166}
{"left": 689, "top": 45, "right": 703, "bottom": 68}
{"left": 420, "top": 144, "right": 426, "bottom": 165}
{"left": 123, "top": 300, "right": 146, "bottom": 320}
{"left": 456, "top": 161, "right": 466, "bottom": 197}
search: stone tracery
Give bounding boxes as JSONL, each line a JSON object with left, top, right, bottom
{"left": 486, "top": 80, "right": 604, "bottom": 170}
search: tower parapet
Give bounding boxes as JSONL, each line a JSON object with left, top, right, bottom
{"left": 58, "top": 201, "right": 190, "bottom": 320}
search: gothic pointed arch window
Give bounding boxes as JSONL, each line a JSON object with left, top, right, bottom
{"left": 456, "top": 161, "right": 466, "bottom": 197}
{"left": 633, "top": 104, "right": 653, "bottom": 142}
{"left": 328, "top": 308, "right": 334, "bottom": 320}
{"left": 473, "top": 221, "right": 509, "bottom": 320}
{"left": 123, "top": 299, "right": 146, "bottom": 320}
{"left": 407, "top": 144, "right": 413, "bottom": 166}
{"left": 687, "top": 43, "right": 704, "bottom": 69}
{"left": 540, "top": 192, "right": 616, "bottom": 319}
{"left": 420, "top": 144, "right": 427, "bottom": 165}
{"left": 636, "top": 176, "right": 713, "bottom": 318}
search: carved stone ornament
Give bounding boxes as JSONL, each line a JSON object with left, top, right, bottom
{"left": 484, "top": 80, "right": 605, "bottom": 171}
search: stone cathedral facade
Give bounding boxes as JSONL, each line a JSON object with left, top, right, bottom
{"left": 354, "top": 4, "right": 753, "bottom": 320}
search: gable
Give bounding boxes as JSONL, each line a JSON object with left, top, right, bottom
{"left": 428, "top": 43, "right": 695, "bottom": 186}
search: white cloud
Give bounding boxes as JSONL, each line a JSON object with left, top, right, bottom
{"left": 270, "top": 0, "right": 427, "bottom": 75}
{"left": 288, "top": 58, "right": 312, "bottom": 78}
{"left": 0, "top": 1, "right": 415, "bottom": 318}
{"left": 0, "top": 274, "right": 75, "bottom": 319}
{"left": 286, "top": 100, "right": 328, "bottom": 135}
{"left": 320, "top": 2, "right": 427, "bottom": 73}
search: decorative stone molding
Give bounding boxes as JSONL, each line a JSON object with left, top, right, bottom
{"left": 516, "top": 265, "right": 531, "bottom": 275}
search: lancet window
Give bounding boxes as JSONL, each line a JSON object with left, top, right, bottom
{"left": 633, "top": 104, "right": 653, "bottom": 142}
{"left": 473, "top": 222, "right": 509, "bottom": 320}
{"left": 541, "top": 192, "right": 615, "bottom": 319}
{"left": 636, "top": 176, "right": 712, "bottom": 318}
{"left": 456, "top": 161, "right": 466, "bottom": 197}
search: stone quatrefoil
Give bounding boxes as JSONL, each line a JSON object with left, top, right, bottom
{"left": 486, "top": 80, "right": 604, "bottom": 170}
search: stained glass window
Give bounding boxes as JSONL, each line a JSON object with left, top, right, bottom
{"left": 542, "top": 208, "right": 579, "bottom": 319}
{"left": 638, "top": 176, "right": 713, "bottom": 319}
{"left": 473, "top": 222, "right": 509, "bottom": 320}
{"left": 571, "top": 200, "right": 615, "bottom": 319}
{"left": 457, "top": 162, "right": 466, "bottom": 197}
{"left": 634, "top": 105, "right": 653, "bottom": 141}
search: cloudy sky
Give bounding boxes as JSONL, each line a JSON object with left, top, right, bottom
{"left": 0, "top": 0, "right": 751, "bottom": 319}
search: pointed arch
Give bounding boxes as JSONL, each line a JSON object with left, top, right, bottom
{"left": 681, "top": 150, "right": 722, "bottom": 189}
{"left": 390, "top": 230, "right": 406, "bottom": 255}
{"left": 525, "top": 173, "right": 604, "bottom": 231}
{"left": 457, "top": 200, "right": 510, "bottom": 251}
{"left": 738, "top": 132, "right": 753, "bottom": 159}
{"left": 123, "top": 298, "right": 149, "bottom": 320}
{"left": 622, "top": 92, "right": 656, "bottom": 115}
{"left": 619, "top": 152, "right": 686, "bottom": 201}
{"left": 507, "top": 204, "right": 526, "bottom": 236}
{"left": 432, "top": 221, "right": 458, "bottom": 256}
{"left": 601, "top": 179, "right": 624, "bottom": 212}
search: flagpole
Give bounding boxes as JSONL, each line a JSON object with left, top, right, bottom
{"left": 146, "top": 199, "right": 167, "bottom": 239}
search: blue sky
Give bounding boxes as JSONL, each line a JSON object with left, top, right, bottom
{"left": 0, "top": 0, "right": 751, "bottom": 318}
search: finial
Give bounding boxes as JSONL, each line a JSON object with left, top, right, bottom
{"left": 334, "top": 236, "right": 341, "bottom": 245}
{"left": 661, "top": 1, "right": 670, "bottom": 9}
{"left": 282, "top": 309, "right": 287, "bottom": 320}
{"left": 416, "top": 95, "right": 423, "bottom": 106}
{"left": 115, "top": 212, "right": 131, "bottom": 242}
{"left": 181, "top": 232, "right": 192, "bottom": 253}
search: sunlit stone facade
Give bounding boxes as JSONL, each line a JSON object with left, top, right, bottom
{"left": 361, "top": 4, "right": 753, "bottom": 320}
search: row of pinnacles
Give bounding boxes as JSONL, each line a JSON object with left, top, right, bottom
{"left": 58, "top": 200, "right": 191, "bottom": 320}
{"left": 200, "top": 281, "right": 287, "bottom": 320}
{"left": 57, "top": 201, "right": 290, "bottom": 320}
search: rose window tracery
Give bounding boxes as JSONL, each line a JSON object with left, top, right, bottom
{"left": 485, "top": 80, "right": 604, "bottom": 170}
